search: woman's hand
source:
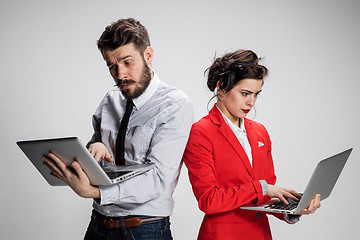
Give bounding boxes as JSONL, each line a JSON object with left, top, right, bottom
{"left": 298, "top": 193, "right": 321, "bottom": 215}
{"left": 267, "top": 184, "right": 302, "bottom": 204}
{"left": 267, "top": 185, "right": 321, "bottom": 215}
{"left": 88, "top": 142, "right": 114, "bottom": 163}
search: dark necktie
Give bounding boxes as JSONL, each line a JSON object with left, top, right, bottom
{"left": 115, "top": 99, "right": 134, "bottom": 165}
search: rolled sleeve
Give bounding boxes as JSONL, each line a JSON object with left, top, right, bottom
{"left": 98, "top": 184, "right": 120, "bottom": 206}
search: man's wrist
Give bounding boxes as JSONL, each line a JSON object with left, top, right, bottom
{"left": 90, "top": 186, "right": 101, "bottom": 199}
{"left": 80, "top": 185, "right": 100, "bottom": 199}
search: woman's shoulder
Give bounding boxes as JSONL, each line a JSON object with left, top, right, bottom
{"left": 190, "top": 114, "right": 221, "bottom": 136}
{"left": 245, "top": 118, "right": 268, "bottom": 132}
{"left": 245, "top": 118, "right": 271, "bottom": 141}
{"left": 192, "top": 114, "right": 213, "bottom": 129}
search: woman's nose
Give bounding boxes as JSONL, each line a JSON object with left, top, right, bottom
{"left": 247, "top": 95, "right": 256, "bottom": 106}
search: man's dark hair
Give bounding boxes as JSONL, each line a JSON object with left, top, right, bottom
{"left": 97, "top": 18, "right": 151, "bottom": 55}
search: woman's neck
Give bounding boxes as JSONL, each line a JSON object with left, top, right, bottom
{"left": 216, "top": 102, "right": 242, "bottom": 127}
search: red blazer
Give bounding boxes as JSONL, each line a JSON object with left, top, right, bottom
{"left": 183, "top": 105, "right": 285, "bottom": 240}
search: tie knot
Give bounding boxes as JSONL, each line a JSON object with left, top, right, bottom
{"left": 126, "top": 99, "right": 134, "bottom": 110}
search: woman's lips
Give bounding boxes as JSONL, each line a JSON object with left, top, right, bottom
{"left": 242, "top": 109, "right": 250, "bottom": 114}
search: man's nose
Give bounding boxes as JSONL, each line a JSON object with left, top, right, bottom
{"left": 116, "top": 66, "right": 127, "bottom": 80}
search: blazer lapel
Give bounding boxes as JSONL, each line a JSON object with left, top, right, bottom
{"left": 244, "top": 119, "right": 266, "bottom": 180}
{"left": 209, "top": 105, "right": 256, "bottom": 180}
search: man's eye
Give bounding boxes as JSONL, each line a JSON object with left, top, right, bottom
{"left": 125, "top": 61, "right": 132, "bottom": 65}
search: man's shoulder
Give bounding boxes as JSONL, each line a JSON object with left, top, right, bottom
{"left": 157, "top": 81, "right": 190, "bottom": 97}
{"left": 154, "top": 81, "right": 191, "bottom": 106}
{"left": 99, "top": 87, "right": 123, "bottom": 103}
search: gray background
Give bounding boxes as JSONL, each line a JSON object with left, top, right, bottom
{"left": 1, "top": 0, "right": 359, "bottom": 239}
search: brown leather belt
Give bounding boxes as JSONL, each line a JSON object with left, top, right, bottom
{"left": 92, "top": 211, "right": 164, "bottom": 229}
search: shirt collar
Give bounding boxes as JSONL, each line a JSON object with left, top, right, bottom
{"left": 131, "top": 70, "right": 160, "bottom": 110}
{"left": 216, "top": 105, "right": 247, "bottom": 133}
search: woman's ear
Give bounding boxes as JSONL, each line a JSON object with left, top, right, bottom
{"left": 216, "top": 81, "right": 227, "bottom": 96}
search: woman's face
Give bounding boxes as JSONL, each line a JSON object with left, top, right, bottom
{"left": 217, "top": 78, "right": 263, "bottom": 126}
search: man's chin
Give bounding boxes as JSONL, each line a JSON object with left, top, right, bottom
{"left": 121, "top": 89, "right": 133, "bottom": 99}
{"left": 121, "top": 88, "right": 142, "bottom": 99}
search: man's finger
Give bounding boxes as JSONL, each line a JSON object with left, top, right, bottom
{"left": 71, "top": 161, "right": 85, "bottom": 178}
{"left": 50, "top": 171, "right": 63, "bottom": 180}
{"left": 104, "top": 153, "right": 115, "bottom": 163}
{"left": 93, "top": 152, "right": 102, "bottom": 162}
{"left": 42, "top": 156, "right": 64, "bottom": 179}
{"left": 48, "top": 152, "right": 68, "bottom": 170}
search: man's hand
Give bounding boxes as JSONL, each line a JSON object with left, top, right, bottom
{"left": 42, "top": 152, "right": 100, "bottom": 199}
{"left": 88, "top": 142, "right": 114, "bottom": 163}
{"left": 267, "top": 184, "right": 302, "bottom": 204}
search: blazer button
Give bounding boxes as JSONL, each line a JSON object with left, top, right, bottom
{"left": 256, "top": 212, "right": 262, "bottom": 219}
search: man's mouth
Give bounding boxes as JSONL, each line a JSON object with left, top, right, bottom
{"left": 118, "top": 80, "right": 134, "bottom": 89}
{"left": 121, "top": 83, "right": 132, "bottom": 89}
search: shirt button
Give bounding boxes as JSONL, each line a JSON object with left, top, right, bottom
{"left": 256, "top": 212, "right": 262, "bottom": 219}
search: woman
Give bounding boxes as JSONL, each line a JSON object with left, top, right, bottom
{"left": 182, "top": 49, "right": 320, "bottom": 240}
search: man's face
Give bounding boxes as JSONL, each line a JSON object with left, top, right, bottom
{"left": 103, "top": 43, "right": 153, "bottom": 99}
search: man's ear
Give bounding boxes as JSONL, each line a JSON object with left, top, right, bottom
{"left": 143, "top": 46, "right": 154, "bottom": 68}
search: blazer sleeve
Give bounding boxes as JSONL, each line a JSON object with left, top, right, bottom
{"left": 183, "top": 123, "right": 267, "bottom": 215}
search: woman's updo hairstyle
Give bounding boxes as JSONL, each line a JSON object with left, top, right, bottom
{"left": 206, "top": 49, "right": 268, "bottom": 93}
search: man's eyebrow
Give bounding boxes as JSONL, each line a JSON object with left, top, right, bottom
{"left": 106, "top": 55, "right": 132, "bottom": 66}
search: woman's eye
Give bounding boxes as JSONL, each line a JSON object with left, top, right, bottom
{"left": 241, "top": 92, "right": 248, "bottom": 96}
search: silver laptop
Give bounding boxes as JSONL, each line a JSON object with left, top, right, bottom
{"left": 240, "top": 148, "right": 352, "bottom": 214}
{"left": 17, "top": 137, "right": 155, "bottom": 186}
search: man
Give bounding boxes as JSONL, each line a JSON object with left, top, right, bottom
{"left": 43, "top": 18, "right": 194, "bottom": 239}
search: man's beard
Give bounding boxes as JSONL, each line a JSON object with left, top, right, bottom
{"left": 118, "top": 61, "right": 152, "bottom": 99}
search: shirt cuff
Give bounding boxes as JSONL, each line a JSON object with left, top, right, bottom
{"left": 98, "top": 184, "right": 120, "bottom": 205}
{"left": 259, "top": 180, "right": 268, "bottom": 196}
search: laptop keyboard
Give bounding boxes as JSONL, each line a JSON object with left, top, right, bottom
{"left": 105, "top": 171, "right": 131, "bottom": 179}
{"left": 265, "top": 197, "right": 299, "bottom": 211}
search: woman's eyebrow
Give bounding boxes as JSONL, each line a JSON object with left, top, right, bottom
{"left": 240, "top": 89, "right": 262, "bottom": 94}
